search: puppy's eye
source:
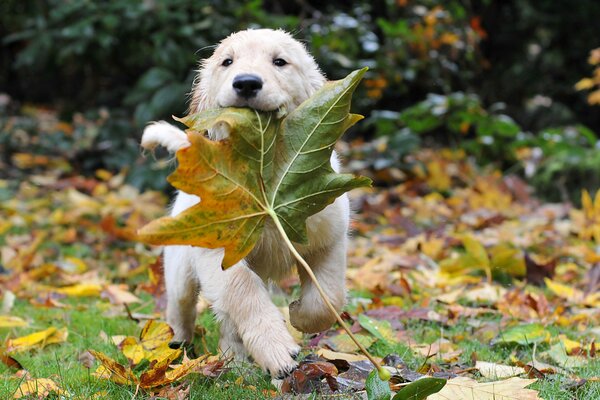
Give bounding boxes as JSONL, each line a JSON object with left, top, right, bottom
{"left": 221, "top": 58, "right": 233, "bottom": 67}
{"left": 273, "top": 58, "right": 288, "bottom": 67}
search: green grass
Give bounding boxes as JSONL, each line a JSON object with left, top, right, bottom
{"left": 1, "top": 296, "right": 599, "bottom": 399}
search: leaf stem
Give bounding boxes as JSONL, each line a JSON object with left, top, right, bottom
{"left": 269, "top": 211, "right": 386, "bottom": 377}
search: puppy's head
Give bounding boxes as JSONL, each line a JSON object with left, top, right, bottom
{"left": 190, "top": 29, "right": 326, "bottom": 114}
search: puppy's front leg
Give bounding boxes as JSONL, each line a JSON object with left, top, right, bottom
{"left": 197, "top": 258, "right": 300, "bottom": 377}
{"left": 163, "top": 246, "right": 200, "bottom": 345}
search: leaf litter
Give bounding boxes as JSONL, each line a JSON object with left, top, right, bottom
{"left": 0, "top": 74, "right": 599, "bottom": 398}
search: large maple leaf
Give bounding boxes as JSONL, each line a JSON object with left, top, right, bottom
{"left": 138, "top": 68, "right": 371, "bottom": 268}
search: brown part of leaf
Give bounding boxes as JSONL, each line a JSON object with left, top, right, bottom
{"left": 0, "top": 350, "right": 24, "bottom": 370}
{"left": 525, "top": 253, "right": 556, "bottom": 285}
{"left": 89, "top": 349, "right": 138, "bottom": 385}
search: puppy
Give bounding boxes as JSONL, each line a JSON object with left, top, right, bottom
{"left": 141, "top": 29, "right": 350, "bottom": 378}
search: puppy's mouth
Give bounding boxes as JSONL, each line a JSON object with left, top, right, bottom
{"left": 218, "top": 100, "right": 282, "bottom": 113}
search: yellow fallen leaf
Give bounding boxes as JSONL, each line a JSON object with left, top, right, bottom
{"left": 544, "top": 278, "right": 584, "bottom": 302}
{"left": 13, "top": 378, "right": 69, "bottom": 399}
{"left": 6, "top": 327, "right": 68, "bottom": 353}
{"left": 120, "top": 320, "right": 180, "bottom": 366}
{"left": 54, "top": 283, "right": 103, "bottom": 297}
{"left": 476, "top": 361, "right": 525, "bottom": 379}
{"left": 317, "top": 348, "right": 369, "bottom": 363}
{"left": 0, "top": 316, "right": 28, "bottom": 328}
{"left": 141, "top": 353, "right": 208, "bottom": 388}
{"left": 428, "top": 376, "right": 541, "bottom": 400}
{"left": 557, "top": 334, "right": 583, "bottom": 354}
{"left": 90, "top": 350, "right": 138, "bottom": 385}
{"left": 279, "top": 307, "right": 303, "bottom": 343}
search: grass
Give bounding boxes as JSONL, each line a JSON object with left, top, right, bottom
{"left": 1, "top": 295, "right": 598, "bottom": 399}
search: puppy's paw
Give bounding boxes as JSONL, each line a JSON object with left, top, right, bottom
{"left": 141, "top": 121, "right": 190, "bottom": 153}
{"left": 251, "top": 335, "right": 300, "bottom": 379}
{"left": 289, "top": 299, "right": 337, "bottom": 334}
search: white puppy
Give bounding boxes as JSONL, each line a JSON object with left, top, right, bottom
{"left": 141, "top": 29, "right": 350, "bottom": 378}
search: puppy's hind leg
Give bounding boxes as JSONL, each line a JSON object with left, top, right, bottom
{"left": 290, "top": 237, "right": 348, "bottom": 334}
{"left": 163, "top": 246, "right": 200, "bottom": 347}
{"left": 196, "top": 257, "right": 300, "bottom": 378}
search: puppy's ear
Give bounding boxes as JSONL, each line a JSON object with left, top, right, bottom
{"left": 188, "top": 57, "right": 216, "bottom": 114}
{"left": 188, "top": 71, "right": 208, "bottom": 114}
{"left": 306, "top": 66, "right": 327, "bottom": 96}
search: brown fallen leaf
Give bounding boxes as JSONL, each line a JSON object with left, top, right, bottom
{"left": 0, "top": 351, "right": 24, "bottom": 370}
{"left": 427, "top": 376, "right": 541, "bottom": 400}
{"left": 281, "top": 361, "right": 339, "bottom": 394}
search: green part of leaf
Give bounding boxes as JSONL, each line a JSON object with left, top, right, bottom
{"left": 366, "top": 369, "right": 392, "bottom": 400}
{"left": 492, "top": 323, "right": 550, "bottom": 346}
{"left": 358, "top": 314, "right": 395, "bottom": 344}
{"left": 392, "top": 377, "right": 447, "bottom": 400}
{"left": 137, "top": 68, "right": 372, "bottom": 268}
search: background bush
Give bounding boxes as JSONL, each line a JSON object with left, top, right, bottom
{"left": 1, "top": 0, "right": 599, "bottom": 200}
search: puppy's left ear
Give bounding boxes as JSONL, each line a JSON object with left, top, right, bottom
{"left": 306, "top": 66, "right": 327, "bottom": 96}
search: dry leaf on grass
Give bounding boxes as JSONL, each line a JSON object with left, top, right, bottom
{"left": 476, "top": 361, "right": 525, "bottom": 379}
{"left": 0, "top": 316, "right": 27, "bottom": 328}
{"left": 428, "top": 376, "right": 541, "bottom": 400}
{"left": 5, "top": 327, "right": 68, "bottom": 353}
{"left": 119, "top": 320, "right": 180, "bottom": 365}
{"left": 13, "top": 378, "right": 69, "bottom": 399}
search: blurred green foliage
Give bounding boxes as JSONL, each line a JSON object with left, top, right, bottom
{"left": 1, "top": 0, "right": 599, "bottom": 201}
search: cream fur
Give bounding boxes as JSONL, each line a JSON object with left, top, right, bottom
{"left": 141, "top": 29, "right": 350, "bottom": 378}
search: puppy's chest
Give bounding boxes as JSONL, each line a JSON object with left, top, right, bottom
{"left": 247, "top": 220, "right": 296, "bottom": 281}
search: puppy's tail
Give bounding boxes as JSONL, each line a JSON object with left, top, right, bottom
{"left": 141, "top": 121, "right": 191, "bottom": 153}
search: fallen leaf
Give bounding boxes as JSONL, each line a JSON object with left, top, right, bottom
{"left": 325, "top": 333, "right": 376, "bottom": 353}
{"left": 358, "top": 314, "right": 396, "bottom": 343}
{"left": 54, "top": 283, "right": 103, "bottom": 297}
{"left": 427, "top": 376, "right": 541, "bottom": 400}
{"left": 6, "top": 327, "right": 68, "bottom": 353}
{"left": 13, "top": 378, "right": 69, "bottom": 399}
{"left": 90, "top": 349, "right": 137, "bottom": 385}
{"left": 282, "top": 361, "right": 339, "bottom": 394}
{"left": 317, "top": 348, "right": 368, "bottom": 363}
{"left": 476, "top": 361, "right": 525, "bottom": 379}
{"left": 0, "top": 315, "right": 28, "bottom": 328}
{"left": 492, "top": 323, "right": 550, "bottom": 346}
{"left": 120, "top": 320, "right": 180, "bottom": 366}
{"left": 101, "top": 284, "right": 141, "bottom": 305}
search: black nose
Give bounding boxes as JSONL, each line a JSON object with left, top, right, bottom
{"left": 232, "top": 74, "right": 263, "bottom": 99}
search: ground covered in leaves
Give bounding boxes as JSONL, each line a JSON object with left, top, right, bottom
{"left": 1, "top": 119, "right": 599, "bottom": 399}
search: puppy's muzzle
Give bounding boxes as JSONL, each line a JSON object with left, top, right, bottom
{"left": 233, "top": 74, "right": 263, "bottom": 99}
